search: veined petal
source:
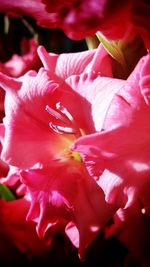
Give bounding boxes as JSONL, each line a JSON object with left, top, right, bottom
{"left": 85, "top": 43, "right": 113, "bottom": 77}
{"left": 37, "top": 45, "right": 96, "bottom": 79}
{"left": 67, "top": 73, "right": 125, "bottom": 131}
{"left": 1, "top": 70, "right": 62, "bottom": 168}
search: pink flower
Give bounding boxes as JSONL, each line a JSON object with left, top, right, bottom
{"left": 42, "top": 0, "right": 132, "bottom": 40}
{"left": 0, "top": 0, "right": 51, "bottom": 27}
{"left": 0, "top": 0, "right": 131, "bottom": 40}
{"left": 1, "top": 0, "right": 150, "bottom": 50}
{"left": 0, "top": 38, "right": 41, "bottom": 78}
{"left": 0, "top": 38, "right": 41, "bottom": 121}
{"left": 0, "top": 45, "right": 118, "bottom": 257}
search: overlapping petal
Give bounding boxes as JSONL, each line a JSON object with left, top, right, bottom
{"left": 72, "top": 54, "right": 150, "bottom": 208}
{"left": 21, "top": 160, "right": 116, "bottom": 258}
{"left": 37, "top": 43, "right": 113, "bottom": 79}
{"left": 67, "top": 72, "right": 124, "bottom": 132}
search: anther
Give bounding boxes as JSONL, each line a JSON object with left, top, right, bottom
{"left": 49, "top": 122, "right": 76, "bottom": 134}
{"left": 56, "top": 102, "right": 74, "bottom": 123}
{"left": 46, "top": 103, "right": 82, "bottom": 137}
{"left": 45, "top": 105, "right": 67, "bottom": 123}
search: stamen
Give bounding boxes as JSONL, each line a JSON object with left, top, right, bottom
{"left": 46, "top": 103, "right": 82, "bottom": 137}
{"left": 49, "top": 122, "right": 62, "bottom": 134}
{"left": 49, "top": 122, "right": 76, "bottom": 134}
{"left": 45, "top": 105, "right": 67, "bottom": 123}
{"left": 56, "top": 102, "right": 75, "bottom": 123}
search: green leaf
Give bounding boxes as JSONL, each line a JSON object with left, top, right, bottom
{"left": 0, "top": 184, "right": 16, "bottom": 201}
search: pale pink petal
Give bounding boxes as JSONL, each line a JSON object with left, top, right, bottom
{"left": 37, "top": 45, "right": 96, "bottom": 79}
{"left": 84, "top": 43, "right": 113, "bottom": 77}
{"left": 99, "top": 169, "right": 137, "bottom": 209}
{"left": 0, "top": 70, "right": 62, "bottom": 168}
{"left": 67, "top": 72, "right": 125, "bottom": 131}
{"left": 38, "top": 44, "right": 113, "bottom": 80}
{"left": 0, "top": 166, "right": 20, "bottom": 186}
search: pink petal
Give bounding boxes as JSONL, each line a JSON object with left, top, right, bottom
{"left": 38, "top": 43, "right": 113, "bottom": 80}
{"left": 37, "top": 45, "right": 96, "bottom": 79}
{"left": 0, "top": 70, "right": 84, "bottom": 168}
{"left": 67, "top": 72, "right": 125, "bottom": 131}
{"left": 0, "top": 70, "right": 61, "bottom": 168}
{"left": 99, "top": 169, "right": 137, "bottom": 209}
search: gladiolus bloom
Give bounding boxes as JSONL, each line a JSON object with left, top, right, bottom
{"left": 0, "top": 45, "right": 119, "bottom": 257}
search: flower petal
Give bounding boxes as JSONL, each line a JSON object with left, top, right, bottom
{"left": 0, "top": 70, "right": 62, "bottom": 168}
{"left": 37, "top": 45, "right": 96, "bottom": 79}
{"left": 67, "top": 73, "right": 125, "bottom": 131}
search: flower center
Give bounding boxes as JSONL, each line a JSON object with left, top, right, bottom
{"left": 45, "top": 102, "right": 83, "bottom": 162}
